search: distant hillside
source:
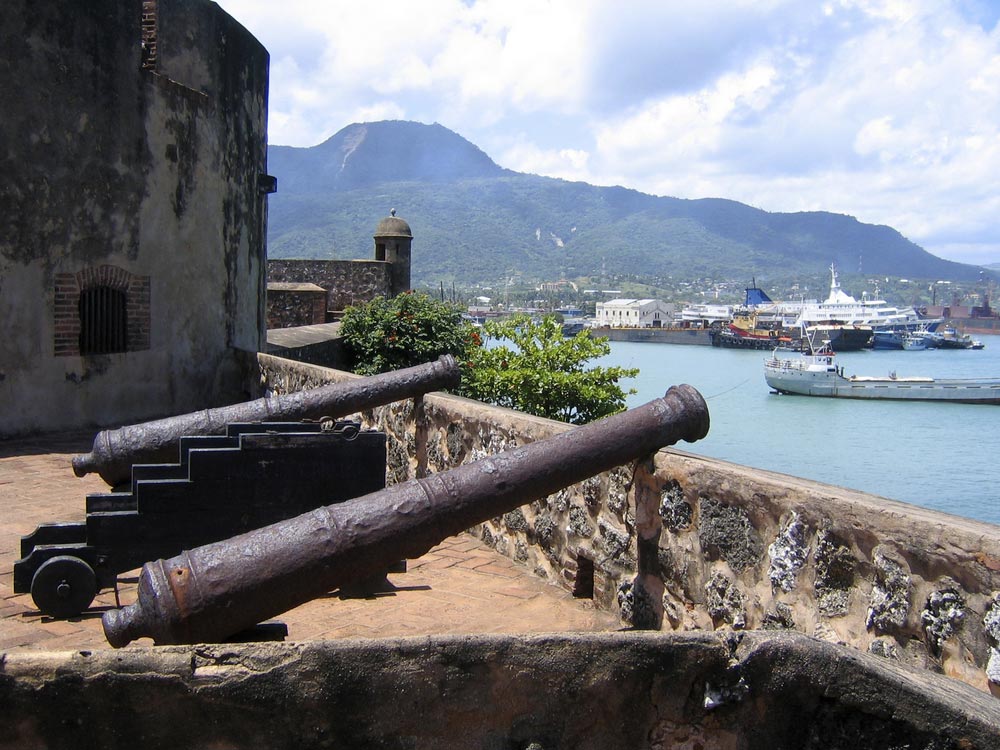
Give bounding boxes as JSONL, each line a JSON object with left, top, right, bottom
{"left": 266, "top": 121, "right": 988, "bottom": 287}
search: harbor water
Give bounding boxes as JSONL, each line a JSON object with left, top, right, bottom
{"left": 598, "top": 334, "right": 1000, "bottom": 526}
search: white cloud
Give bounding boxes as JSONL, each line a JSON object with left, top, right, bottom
{"left": 215, "top": 0, "right": 1000, "bottom": 266}
{"left": 499, "top": 141, "right": 593, "bottom": 182}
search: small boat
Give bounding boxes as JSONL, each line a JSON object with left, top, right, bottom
{"left": 925, "top": 326, "right": 983, "bottom": 350}
{"left": 764, "top": 342, "right": 1000, "bottom": 404}
{"left": 901, "top": 332, "right": 930, "bottom": 350}
{"left": 871, "top": 329, "right": 904, "bottom": 350}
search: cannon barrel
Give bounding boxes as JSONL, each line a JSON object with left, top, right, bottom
{"left": 103, "top": 384, "right": 709, "bottom": 647}
{"left": 73, "top": 355, "right": 462, "bottom": 486}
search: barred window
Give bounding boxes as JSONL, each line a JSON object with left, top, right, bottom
{"left": 79, "top": 286, "right": 128, "bottom": 355}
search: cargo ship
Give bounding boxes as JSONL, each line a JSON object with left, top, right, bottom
{"left": 764, "top": 344, "right": 1000, "bottom": 404}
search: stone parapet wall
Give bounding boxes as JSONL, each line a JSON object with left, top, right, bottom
{"left": 4, "top": 633, "right": 1000, "bottom": 749}
{"left": 635, "top": 452, "right": 1000, "bottom": 692}
{"left": 266, "top": 286, "right": 327, "bottom": 329}
{"left": 256, "top": 353, "right": 1000, "bottom": 693}
{"left": 268, "top": 259, "right": 392, "bottom": 313}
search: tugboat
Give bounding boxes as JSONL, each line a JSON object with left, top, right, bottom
{"left": 711, "top": 310, "right": 803, "bottom": 350}
{"left": 709, "top": 281, "right": 804, "bottom": 350}
{"left": 925, "top": 326, "right": 984, "bottom": 350}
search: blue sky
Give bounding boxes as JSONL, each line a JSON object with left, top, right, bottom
{"left": 216, "top": 0, "right": 1000, "bottom": 266}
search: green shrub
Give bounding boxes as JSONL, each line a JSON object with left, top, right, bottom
{"left": 463, "top": 314, "right": 637, "bottom": 424}
{"left": 340, "top": 292, "right": 479, "bottom": 376}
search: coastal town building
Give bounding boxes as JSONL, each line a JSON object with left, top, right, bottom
{"left": 595, "top": 298, "right": 675, "bottom": 328}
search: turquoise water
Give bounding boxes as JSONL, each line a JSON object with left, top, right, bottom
{"left": 598, "top": 334, "right": 1000, "bottom": 526}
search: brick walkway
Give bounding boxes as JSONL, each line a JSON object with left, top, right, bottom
{"left": 0, "top": 432, "right": 619, "bottom": 651}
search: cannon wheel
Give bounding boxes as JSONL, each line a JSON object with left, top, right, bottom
{"left": 30, "top": 555, "right": 97, "bottom": 618}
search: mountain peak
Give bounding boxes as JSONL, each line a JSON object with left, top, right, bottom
{"left": 270, "top": 121, "right": 505, "bottom": 192}
{"left": 266, "top": 120, "right": 989, "bottom": 286}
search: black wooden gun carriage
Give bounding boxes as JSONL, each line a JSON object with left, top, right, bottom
{"left": 15, "top": 356, "right": 461, "bottom": 619}
{"left": 14, "top": 420, "right": 387, "bottom": 618}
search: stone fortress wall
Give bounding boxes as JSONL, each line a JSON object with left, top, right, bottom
{"left": 258, "top": 352, "right": 1000, "bottom": 695}
{"left": 0, "top": 0, "right": 270, "bottom": 438}
{"left": 267, "top": 259, "right": 393, "bottom": 326}
{"left": 266, "top": 210, "right": 414, "bottom": 328}
{"left": 5, "top": 632, "right": 1000, "bottom": 749}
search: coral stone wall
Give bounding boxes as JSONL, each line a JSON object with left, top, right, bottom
{"left": 268, "top": 259, "right": 393, "bottom": 314}
{"left": 256, "top": 353, "right": 1000, "bottom": 694}
{"left": 266, "top": 284, "right": 327, "bottom": 328}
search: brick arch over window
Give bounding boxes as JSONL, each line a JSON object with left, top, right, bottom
{"left": 54, "top": 265, "right": 150, "bottom": 357}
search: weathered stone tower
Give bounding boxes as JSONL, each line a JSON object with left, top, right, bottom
{"left": 0, "top": 0, "right": 271, "bottom": 437}
{"left": 373, "top": 209, "right": 412, "bottom": 298}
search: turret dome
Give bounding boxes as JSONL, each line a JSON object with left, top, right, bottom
{"left": 374, "top": 209, "right": 412, "bottom": 238}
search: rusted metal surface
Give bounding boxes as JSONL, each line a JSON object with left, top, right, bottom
{"left": 103, "top": 384, "right": 709, "bottom": 647}
{"left": 72, "top": 355, "right": 461, "bottom": 486}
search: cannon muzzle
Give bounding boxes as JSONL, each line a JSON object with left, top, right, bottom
{"left": 73, "top": 355, "right": 461, "bottom": 486}
{"left": 103, "top": 384, "right": 709, "bottom": 647}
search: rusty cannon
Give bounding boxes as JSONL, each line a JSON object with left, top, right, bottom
{"left": 72, "top": 355, "right": 461, "bottom": 487}
{"left": 102, "top": 384, "right": 710, "bottom": 647}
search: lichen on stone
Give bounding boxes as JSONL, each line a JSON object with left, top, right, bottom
{"left": 767, "top": 512, "right": 809, "bottom": 592}
{"left": 617, "top": 579, "right": 657, "bottom": 629}
{"left": 580, "top": 476, "right": 602, "bottom": 510}
{"left": 426, "top": 435, "right": 448, "bottom": 473}
{"left": 866, "top": 547, "right": 910, "bottom": 634}
{"left": 503, "top": 508, "right": 528, "bottom": 533}
{"left": 761, "top": 603, "right": 795, "bottom": 630}
{"left": 698, "top": 498, "right": 763, "bottom": 572}
{"left": 920, "top": 582, "right": 965, "bottom": 656}
{"left": 982, "top": 594, "right": 1000, "bottom": 685}
{"left": 445, "top": 420, "right": 465, "bottom": 461}
{"left": 386, "top": 438, "right": 410, "bottom": 485}
{"left": 494, "top": 535, "right": 509, "bottom": 556}
{"left": 480, "top": 525, "right": 495, "bottom": 548}
{"left": 607, "top": 466, "right": 630, "bottom": 517}
{"left": 658, "top": 480, "right": 693, "bottom": 531}
{"left": 549, "top": 488, "right": 570, "bottom": 513}
{"left": 868, "top": 638, "right": 899, "bottom": 660}
{"left": 598, "top": 520, "right": 635, "bottom": 568}
{"left": 567, "top": 505, "right": 594, "bottom": 538}
{"left": 814, "top": 528, "right": 856, "bottom": 618}
{"left": 705, "top": 571, "right": 746, "bottom": 629}
{"left": 514, "top": 539, "right": 529, "bottom": 563}
{"left": 532, "top": 514, "right": 555, "bottom": 549}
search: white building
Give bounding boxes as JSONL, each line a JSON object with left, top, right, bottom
{"left": 595, "top": 299, "right": 675, "bottom": 328}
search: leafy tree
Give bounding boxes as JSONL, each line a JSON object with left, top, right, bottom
{"left": 340, "top": 291, "right": 480, "bottom": 376}
{"left": 462, "top": 314, "right": 638, "bottom": 424}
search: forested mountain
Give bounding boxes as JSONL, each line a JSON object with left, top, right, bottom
{"left": 267, "top": 121, "right": 986, "bottom": 288}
